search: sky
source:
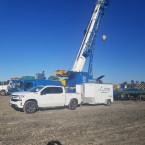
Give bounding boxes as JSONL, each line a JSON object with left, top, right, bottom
{"left": 0, "top": 0, "right": 145, "bottom": 84}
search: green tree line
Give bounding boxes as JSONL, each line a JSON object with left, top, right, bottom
{"left": 0, "top": 81, "right": 8, "bottom": 85}
{"left": 121, "top": 81, "right": 142, "bottom": 88}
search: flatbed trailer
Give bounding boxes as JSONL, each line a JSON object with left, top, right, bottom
{"left": 114, "top": 89, "right": 145, "bottom": 101}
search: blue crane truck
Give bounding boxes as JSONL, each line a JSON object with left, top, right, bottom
{"left": 8, "top": 79, "right": 62, "bottom": 95}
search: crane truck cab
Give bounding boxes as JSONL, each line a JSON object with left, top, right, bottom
{"left": 10, "top": 85, "right": 81, "bottom": 114}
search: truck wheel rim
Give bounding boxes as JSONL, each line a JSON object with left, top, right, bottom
{"left": 72, "top": 101, "right": 77, "bottom": 109}
{"left": 26, "top": 103, "right": 35, "bottom": 112}
{"left": 1, "top": 91, "right": 5, "bottom": 96}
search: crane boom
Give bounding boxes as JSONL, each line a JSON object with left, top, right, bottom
{"left": 55, "top": 0, "right": 109, "bottom": 87}
{"left": 72, "top": 0, "right": 107, "bottom": 72}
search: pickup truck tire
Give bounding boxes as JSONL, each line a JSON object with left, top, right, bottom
{"left": 0, "top": 90, "right": 6, "bottom": 96}
{"left": 68, "top": 99, "right": 78, "bottom": 110}
{"left": 24, "top": 101, "right": 38, "bottom": 114}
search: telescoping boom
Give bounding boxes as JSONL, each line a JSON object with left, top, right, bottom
{"left": 55, "top": 0, "right": 109, "bottom": 86}
{"left": 73, "top": 0, "right": 105, "bottom": 72}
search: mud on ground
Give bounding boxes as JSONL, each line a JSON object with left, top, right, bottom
{"left": 0, "top": 96, "right": 145, "bottom": 145}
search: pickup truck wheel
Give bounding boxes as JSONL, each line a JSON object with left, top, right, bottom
{"left": 24, "top": 101, "right": 37, "bottom": 114}
{"left": 0, "top": 90, "right": 6, "bottom": 96}
{"left": 69, "top": 99, "right": 78, "bottom": 110}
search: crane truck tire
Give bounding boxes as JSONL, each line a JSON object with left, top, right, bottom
{"left": 0, "top": 90, "right": 6, "bottom": 96}
{"left": 23, "top": 101, "right": 38, "bottom": 114}
{"left": 68, "top": 99, "right": 78, "bottom": 110}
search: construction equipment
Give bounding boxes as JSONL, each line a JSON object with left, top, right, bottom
{"left": 114, "top": 88, "right": 145, "bottom": 101}
{"left": 140, "top": 82, "right": 145, "bottom": 89}
{"left": 55, "top": 0, "right": 109, "bottom": 87}
{"left": 114, "top": 81, "right": 145, "bottom": 101}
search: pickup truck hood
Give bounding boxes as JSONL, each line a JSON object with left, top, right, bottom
{"left": 11, "top": 91, "right": 32, "bottom": 96}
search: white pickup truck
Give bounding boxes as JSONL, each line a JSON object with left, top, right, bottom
{"left": 0, "top": 85, "right": 8, "bottom": 96}
{"left": 0, "top": 81, "right": 12, "bottom": 96}
{"left": 10, "top": 85, "right": 81, "bottom": 114}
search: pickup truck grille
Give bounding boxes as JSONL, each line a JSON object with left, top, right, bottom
{"left": 11, "top": 95, "right": 19, "bottom": 97}
{"left": 11, "top": 99, "right": 19, "bottom": 102}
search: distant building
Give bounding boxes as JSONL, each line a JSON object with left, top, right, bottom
{"left": 35, "top": 71, "right": 46, "bottom": 80}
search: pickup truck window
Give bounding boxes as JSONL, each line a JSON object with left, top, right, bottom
{"left": 28, "top": 86, "right": 44, "bottom": 92}
{"left": 41, "top": 87, "right": 63, "bottom": 95}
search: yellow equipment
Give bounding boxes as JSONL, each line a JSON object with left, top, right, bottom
{"left": 140, "top": 82, "right": 145, "bottom": 89}
{"left": 59, "top": 80, "right": 66, "bottom": 86}
{"left": 11, "top": 78, "right": 22, "bottom": 81}
{"left": 55, "top": 70, "right": 68, "bottom": 77}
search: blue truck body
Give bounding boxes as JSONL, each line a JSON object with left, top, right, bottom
{"left": 8, "top": 79, "right": 62, "bottom": 94}
{"left": 66, "top": 71, "right": 93, "bottom": 87}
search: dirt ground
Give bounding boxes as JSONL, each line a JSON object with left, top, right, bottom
{"left": 0, "top": 96, "right": 145, "bottom": 145}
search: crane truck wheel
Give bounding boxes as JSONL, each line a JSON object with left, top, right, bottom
{"left": 0, "top": 90, "right": 6, "bottom": 96}
{"left": 68, "top": 99, "right": 78, "bottom": 110}
{"left": 23, "top": 101, "right": 38, "bottom": 114}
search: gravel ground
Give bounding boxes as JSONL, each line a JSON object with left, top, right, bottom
{"left": 0, "top": 96, "right": 145, "bottom": 145}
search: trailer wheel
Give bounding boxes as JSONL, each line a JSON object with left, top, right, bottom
{"left": 24, "top": 101, "right": 38, "bottom": 114}
{"left": 0, "top": 90, "right": 6, "bottom": 96}
{"left": 68, "top": 99, "right": 78, "bottom": 110}
{"left": 106, "top": 99, "right": 111, "bottom": 106}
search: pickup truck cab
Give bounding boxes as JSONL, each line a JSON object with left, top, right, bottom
{"left": 10, "top": 85, "right": 81, "bottom": 114}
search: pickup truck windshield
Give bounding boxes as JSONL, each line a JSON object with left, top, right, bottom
{"left": 10, "top": 81, "right": 23, "bottom": 90}
{"left": 28, "top": 86, "right": 44, "bottom": 92}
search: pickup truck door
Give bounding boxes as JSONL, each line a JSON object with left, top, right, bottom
{"left": 38, "top": 87, "right": 65, "bottom": 107}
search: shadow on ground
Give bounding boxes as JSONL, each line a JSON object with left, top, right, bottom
{"left": 47, "top": 140, "right": 62, "bottom": 145}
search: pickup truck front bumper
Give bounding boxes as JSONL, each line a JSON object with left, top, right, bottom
{"left": 10, "top": 101, "right": 23, "bottom": 109}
